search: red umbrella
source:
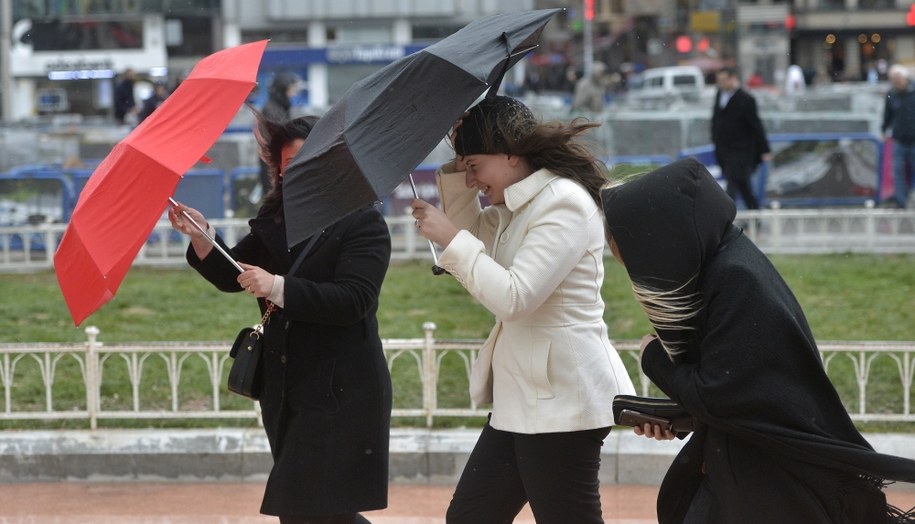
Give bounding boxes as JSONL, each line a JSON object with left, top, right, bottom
{"left": 54, "top": 39, "right": 268, "bottom": 326}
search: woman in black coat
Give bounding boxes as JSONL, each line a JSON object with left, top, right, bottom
{"left": 169, "top": 115, "right": 392, "bottom": 524}
{"left": 601, "top": 158, "right": 915, "bottom": 524}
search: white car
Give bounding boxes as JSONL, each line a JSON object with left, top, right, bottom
{"left": 625, "top": 65, "right": 708, "bottom": 107}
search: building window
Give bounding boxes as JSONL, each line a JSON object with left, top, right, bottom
{"left": 22, "top": 19, "right": 144, "bottom": 51}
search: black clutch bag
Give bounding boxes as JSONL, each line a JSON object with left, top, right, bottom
{"left": 612, "top": 394, "right": 696, "bottom": 434}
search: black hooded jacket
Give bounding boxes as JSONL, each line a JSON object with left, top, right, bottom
{"left": 602, "top": 158, "right": 915, "bottom": 524}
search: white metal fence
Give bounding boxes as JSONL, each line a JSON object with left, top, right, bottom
{"left": 2, "top": 208, "right": 915, "bottom": 273}
{"left": 1, "top": 323, "right": 913, "bottom": 429}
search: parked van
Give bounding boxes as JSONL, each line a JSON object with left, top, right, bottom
{"left": 625, "top": 65, "right": 707, "bottom": 106}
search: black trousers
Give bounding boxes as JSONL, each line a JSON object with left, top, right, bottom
{"left": 719, "top": 157, "right": 760, "bottom": 210}
{"left": 446, "top": 420, "right": 612, "bottom": 524}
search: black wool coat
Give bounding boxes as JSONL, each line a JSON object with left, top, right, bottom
{"left": 603, "top": 159, "right": 915, "bottom": 524}
{"left": 188, "top": 204, "right": 392, "bottom": 517}
{"left": 711, "top": 88, "right": 771, "bottom": 181}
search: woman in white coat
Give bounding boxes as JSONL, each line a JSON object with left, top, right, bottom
{"left": 411, "top": 95, "right": 635, "bottom": 524}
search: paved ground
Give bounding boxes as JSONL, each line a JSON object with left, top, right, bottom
{"left": 0, "top": 482, "right": 659, "bottom": 523}
{"left": 0, "top": 482, "right": 913, "bottom": 523}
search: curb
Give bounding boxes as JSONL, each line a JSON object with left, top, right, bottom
{"left": 1, "top": 429, "right": 913, "bottom": 487}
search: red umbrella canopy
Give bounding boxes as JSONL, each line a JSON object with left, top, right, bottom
{"left": 54, "top": 39, "right": 268, "bottom": 326}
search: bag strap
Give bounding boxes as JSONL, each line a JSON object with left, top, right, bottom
{"left": 260, "top": 229, "right": 324, "bottom": 325}
{"left": 288, "top": 228, "right": 324, "bottom": 275}
{"left": 254, "top": 231, "right": 324, "bottom": 324}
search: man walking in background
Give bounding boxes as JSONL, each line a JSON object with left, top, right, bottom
{"left": 113, "top": 68, "right": 137, "bottom": 125}
{"left": 881, "top": 64, "right": 915, "bottom": 209}
{"left": 711, "top": 66, "right": 771, "bottom": 210}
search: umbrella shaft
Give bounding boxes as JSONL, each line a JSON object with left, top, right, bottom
{"left": 168, "top": 197, "right": 244, "bottom": 273}
{"left": 408, "top": 174, "right": 441, "bottom": 266}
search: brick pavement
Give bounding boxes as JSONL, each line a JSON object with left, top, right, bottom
{"left": 0, "top": 482, "right": 912, "bottom": 523}
{"left": 0, "top": 482, "right": 658, "bottom": 523}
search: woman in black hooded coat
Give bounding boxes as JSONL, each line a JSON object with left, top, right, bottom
{"left": 600, "top": 157, "right": 915, "bottom": 524}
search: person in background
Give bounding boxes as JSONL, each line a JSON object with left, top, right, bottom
{"left": 746, "top": 72, "right": 764, "bottom": 88}
{"left": 711, "top": 66, "right": 771, "bottom": 210}
{"left": 262, "top": 72, "right": 299, "bottom": 121}
{"left": 881, "top": 64, "right": 915, "bottom": 209}
{"left": 411, "top": 95, "right": 635, "bottom": 524}
{"left": 137, "top": 81, "right": 170, "bottom": 124}
{"left": 571, "top": 61, "right": 609, "bottom": 113}
{"left": 601, "top": 158, "right": 915, "bottom": 524}
{"left": 784, "top": 64, "right": 807, "bottom": 94}
{"left": 168, "top": 113, "right": 392, "bottom": 524}
{"left": 113, "top": 68, "right": 137, "bottom": 125}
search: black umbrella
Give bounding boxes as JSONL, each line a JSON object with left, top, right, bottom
{"left": 281, "top": 8, "right": 563, "bottom": 252}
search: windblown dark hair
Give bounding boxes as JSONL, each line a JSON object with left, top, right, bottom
{"left": 454, "top": 96, "right": 608, "bottom": 207}
{"left": 252, "top": 108, "right": 318, "bottom": 216}
{"left": 511, "top": 118, "right": 608, "bottom": 207}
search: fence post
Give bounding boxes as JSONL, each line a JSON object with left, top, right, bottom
{"left": 422, "top": 321, "right": 437, "bottom": 428}
{"left": 770, "top": 200, "right": 782, "bottom": 249}
{"left": 904, "top": 350, "right": 912, "bottom": 417}
{"left": 84, "top": 326, "right": 100, "bottom": 430}
{"left": 864, "top": 200, "right": 876, "bottom": 251}
{"left": 42, "top": 224, "right": 55, "bottom": 269}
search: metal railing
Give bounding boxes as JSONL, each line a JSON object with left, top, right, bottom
{"left": 1, "top": 323, "right": 913, "bottom": 429}
{"left": 2, "top": 208, "right": 915, "bottom": 273}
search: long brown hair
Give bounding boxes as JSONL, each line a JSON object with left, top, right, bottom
{"left": 509, "top": 118, "right": 607, "bottom": 207}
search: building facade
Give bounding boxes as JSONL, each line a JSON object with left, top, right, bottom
{"left": 3, "top": 0, "right": 540, "bottom": 121}
{"left": 3, "top": 0, "right": 914, "bottom": 122}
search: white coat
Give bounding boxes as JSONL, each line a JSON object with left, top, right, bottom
{"left": 436, "top": 164, "right": 635, "bottom": 434}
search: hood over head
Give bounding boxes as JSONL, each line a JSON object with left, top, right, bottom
{"left": 268, "top": 72, "right": 300, "bottom": 101}
{"left": 601, "top": 157, "right": 735, "bottom": 292}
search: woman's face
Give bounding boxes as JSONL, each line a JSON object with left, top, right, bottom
{"left": 279, "top": 138, "right": 305, "bottom": 177}
{"left": 461, "top": 153, "right": 527, "bottom": 205}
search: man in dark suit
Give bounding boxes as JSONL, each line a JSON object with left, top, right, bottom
{"left": 711, "top": 67, "right": 771, "bottom": 209}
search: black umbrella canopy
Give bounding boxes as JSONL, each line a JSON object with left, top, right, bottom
{"left": 282, "top": 8, "right": 563, "bottom": 248}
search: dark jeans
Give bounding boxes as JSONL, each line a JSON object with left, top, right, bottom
{"left": 278, "top": 514, "right": 369, "bottom": 524}
{"left": 725, "top": 176, "right": 759, "bottom": 210}
{"left": 446, "top": 420, "right": 612, "bottom": 524}
{"left": 891, "top": 139, "right": 915, "bottom": 208}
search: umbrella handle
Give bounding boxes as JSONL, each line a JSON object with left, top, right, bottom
{"left": 408, "top": 174, "right": 450, "bottom": 276}
{"left": 168, "top": 197, "right": 244, "bottom": 273}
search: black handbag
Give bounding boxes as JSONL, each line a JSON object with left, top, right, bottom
{"left": 228, "top": 302, "right": 275, "bottom": 400}
{"left": 225, "top": 228, "right": 324, "bottom": 400}
{"left": 612, "top": 394, "right": 697, "bottom": 435}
